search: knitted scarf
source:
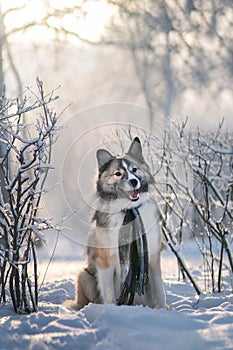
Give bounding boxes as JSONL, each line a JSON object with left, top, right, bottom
{"left": 117, "top": 207, "right": 149, "bottom": 305}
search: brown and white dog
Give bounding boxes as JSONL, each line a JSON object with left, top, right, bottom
{"left": 64, "top": 137, "right": 166, "bottom": 310}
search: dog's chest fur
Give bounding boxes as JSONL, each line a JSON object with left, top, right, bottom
{"left": 91, "top": 197, "right": 161, "bottom": 259}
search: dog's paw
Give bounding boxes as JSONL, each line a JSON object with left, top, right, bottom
{"left": 63, "top": 299, "right": 83, "bottom": 311}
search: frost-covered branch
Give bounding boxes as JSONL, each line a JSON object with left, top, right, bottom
{"left": 157, "top": 121, "right": 233, "bottom": 293}
{"left": 0, "top": 78, "right": 60, "bottom": 313}
{"left": 112, "top": 123, "right": 232, "bottom": 294}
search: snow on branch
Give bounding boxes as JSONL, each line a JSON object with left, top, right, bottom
{"left": 110, "top": 123, "right": 232, "bottom": 294}
{"left": 155, "top": 121, "right": 233, "bottom": 293}
{"left": 0, "top": 78, "right": 60, "bottom": 314}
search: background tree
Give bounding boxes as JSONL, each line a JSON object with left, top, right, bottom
{"left": 1, "top": 1, "right": 232, "bottom": 130}
{"left": 0, "top": 0, "right": 91, "bottom": 205}
{"left": 107, "top": 0, "right": 232, "bottom": 128}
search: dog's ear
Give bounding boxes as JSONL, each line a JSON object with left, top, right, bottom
{"left": 96, "top": 149, "right": 114, "bottom": 170}
{"left": 127, "top": 137, "right": 145, "bottom": 162}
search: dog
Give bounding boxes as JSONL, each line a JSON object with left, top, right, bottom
{"left": 64, "top": 137, "right": 166, "bottom": 310}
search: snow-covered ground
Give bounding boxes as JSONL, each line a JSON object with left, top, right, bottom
{"left": 0, "top": 235, "right": 232, "bottom": 350}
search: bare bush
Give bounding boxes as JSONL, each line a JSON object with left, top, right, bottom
{"left": 109, "top": 123, "right": 232, "bottom": 294}
{"left": 151, "top": 120, "right": 233, "bottom": 293}
{"left": 0, "top": 79, "right": 59, "bottom": 313}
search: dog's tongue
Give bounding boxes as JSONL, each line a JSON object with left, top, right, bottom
{"left": 127, "top": 189, "right": 139, "bottom": 201}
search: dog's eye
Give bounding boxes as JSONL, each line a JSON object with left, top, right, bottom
{"left": 132, "top": 167, "right": 137, "bottom": 173}
{"left": 114, "top": 171, "right": 122, "bottom": 177}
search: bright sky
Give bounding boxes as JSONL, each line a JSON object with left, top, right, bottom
{"left": 1, "top": 0, "right": 114, "bottom": 44}
{"left": 76, "top": 1, "right": 114, "bottom": 42}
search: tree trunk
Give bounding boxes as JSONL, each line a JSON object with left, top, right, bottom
{"left": 164, "top": 34, "right": 174, "bottom": 126}
{"left": 0, "top": 7, "right": 8, "bottom": 250}
{"left": 0, "top": 8, "right": 4, "bottom": 95}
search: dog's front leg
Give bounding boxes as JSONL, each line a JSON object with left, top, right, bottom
{"left": 149, "top": 253, "right": 166, "bottom": 309}
{"left": 95, "top": 248, "right": 119, "bottom": 304}
{"left": 96, "top": 265, "right": 116, "bottom": 304}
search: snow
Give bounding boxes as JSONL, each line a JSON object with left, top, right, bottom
{"left": 0, "top": 237, "right": 232, "bottom": 350}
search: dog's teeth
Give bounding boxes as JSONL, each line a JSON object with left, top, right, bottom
{"left": 127, "top": 189, "right": 139, "bottom": 201}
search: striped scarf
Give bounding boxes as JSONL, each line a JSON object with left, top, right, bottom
{"left": 117, "top": 207, "right": 149, "bottom": 305}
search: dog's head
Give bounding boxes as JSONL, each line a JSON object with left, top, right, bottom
{"left": 96, "top": 137, "right": 154, "bottom": 206}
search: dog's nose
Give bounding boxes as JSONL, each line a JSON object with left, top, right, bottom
{"left": 129, "top": 179, "right": 138, "bottom": 188}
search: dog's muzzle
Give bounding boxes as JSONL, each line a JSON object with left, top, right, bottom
{"left": 126, "top": 178, "right": 140, "bottom": 201}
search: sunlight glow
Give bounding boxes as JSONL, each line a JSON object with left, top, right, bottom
{"left": 1, "top": 0, "right": 114, "bottom": 45}
{"left": 75, "top": 1, "right": 114, "bottom": 42}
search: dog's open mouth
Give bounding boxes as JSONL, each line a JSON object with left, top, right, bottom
{"left": 126, "top": 189, "right": 139, "bottom": 201}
